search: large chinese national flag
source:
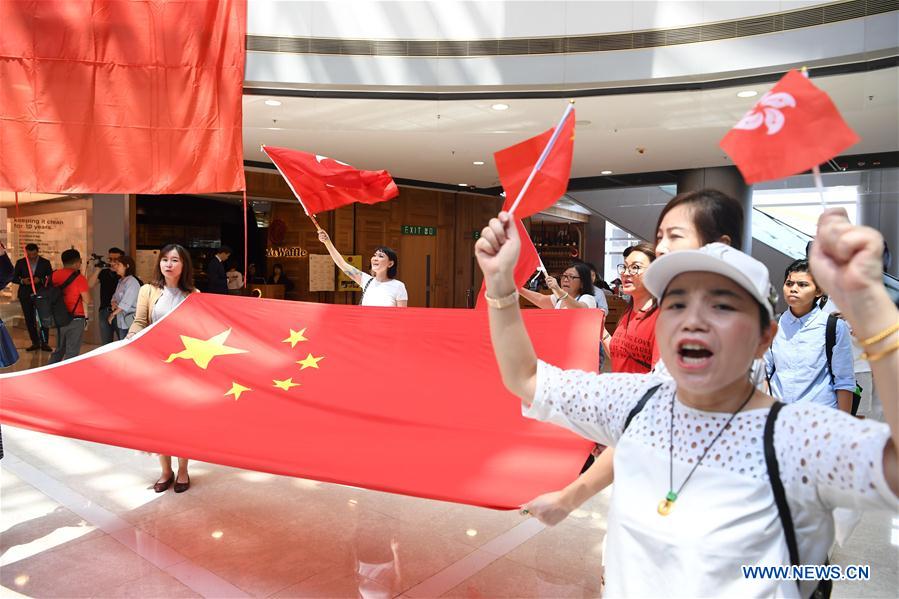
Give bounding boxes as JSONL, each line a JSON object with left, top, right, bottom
{"left": 719, "top": 70, "right": 860, "bottom": 184}
{"left": 263, "top": 146, "right": 399, "bottom": 215}
{"left": 0, "top": 295, "right": 599, "bottom": 509}
{"left": 0, "top": 0, "right": 246, "bottom": 193}
{"left": 495, "top": 110, "right": 575, "bottom": 218}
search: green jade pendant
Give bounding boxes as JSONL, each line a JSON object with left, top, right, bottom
{"left": 657, "top": 491, "right": 678, "bottom": 516}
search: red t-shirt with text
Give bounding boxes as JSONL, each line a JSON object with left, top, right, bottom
{"left": 51, "top": 268, "right": 89, "bottom": 317}
{"left": 609, "top": 306, "right": 660, "bottom": 373}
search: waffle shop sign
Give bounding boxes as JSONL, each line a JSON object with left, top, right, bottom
{"left": 266, "top": 246, "right": 308, "bottom": 259}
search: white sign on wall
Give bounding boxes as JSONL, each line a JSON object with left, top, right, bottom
{"left": 7, "top": 209, "right": 88, "bottom": 270}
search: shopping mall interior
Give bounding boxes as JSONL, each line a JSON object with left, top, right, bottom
{"left": 1, "top": 1, "right": 898, "bottom": 597}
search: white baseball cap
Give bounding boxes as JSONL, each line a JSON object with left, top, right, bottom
{"left": 643, "top": 243, "right": 777, "bottom": 319}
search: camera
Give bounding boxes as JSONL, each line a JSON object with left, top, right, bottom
{"left": 90, "top": 253, "right": 110, "bottom": 268}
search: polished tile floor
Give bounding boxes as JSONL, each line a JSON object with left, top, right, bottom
{"left": 1, "top": 319, "right": 897, "bottom": 597}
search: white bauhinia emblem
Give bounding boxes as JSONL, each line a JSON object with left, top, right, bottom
{"left": 733, "top": 91, "right": 796, "bottom": 135}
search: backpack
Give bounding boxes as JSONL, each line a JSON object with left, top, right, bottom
{"left": 624, "top": 388, "right": 832, "bottom": 598}
{"left": 32, "top": 271, "right": 81, "bottom": 328}
{"left": 767, "top": 313, "right": 861, "bottom": 415}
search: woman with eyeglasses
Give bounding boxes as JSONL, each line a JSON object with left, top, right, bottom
{"left": 602, "top": 243, "right": 658, "bottom": 373}
{"left": 519, "top": 262, "right": 597, "bottom": 309}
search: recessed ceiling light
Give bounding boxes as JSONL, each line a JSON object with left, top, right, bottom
{"left": 601, "top": 170, "right": 613, "bottom": 175}
{"left": 736, "top": 90, "right": 758, "bottom": 99}
{"left": 264, "top": 99, "right": 282, "bottom": 106}
{"left": 458, "top": 183, "right": 468, "bottom": 187}
{"left": 491, "top": 103, "right": 509, "bottom": 111}
{"left": 473, "top": 161, "right": 485, "bottom": 166}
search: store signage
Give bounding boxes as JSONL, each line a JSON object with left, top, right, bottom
{"left": 401, "top": 225, "right": 436, "bottom": 236}
{"left": 266, "top": 246, "right": 308, "bottom": 258}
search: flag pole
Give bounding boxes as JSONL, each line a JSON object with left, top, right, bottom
{"left": 812, "top": 164, "right": 828, "bottom": 212}
{"left": 506, "top": 100, "right": 575, "bottom": 217}
{"left": 799, "top": 68, "right": 829, "bottom": 213}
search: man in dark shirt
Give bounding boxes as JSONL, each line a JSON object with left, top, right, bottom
{"left": 206, "top": 245, "right": 231, "bottom": 294}
{"left": 12, "top": 243, "right": 53, "bottom": 351}
{"left": 87, "top": 247, "right": 123, "bottom": 344}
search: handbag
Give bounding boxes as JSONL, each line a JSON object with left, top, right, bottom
{"left": 0, "top": 319, "right": 19, "bottom": 367}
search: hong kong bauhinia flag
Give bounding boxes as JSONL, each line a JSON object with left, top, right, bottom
{"left": 262, "top": 146, "right": 399, "bottom": 215}
{"left": 495, "top": 109, "right": 576, "bottom": 219}
{"left": 719, "top": 70, "right": 860, "bottom": 184}
{"left": 0, "top": 295, "right": 600, "bottom": 509}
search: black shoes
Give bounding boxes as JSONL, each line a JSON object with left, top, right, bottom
{"left": 153, "top": 474, "right": 174, "bottom": 493}
{"left": 173, "top": 475, "right": 190, "bottom": 493}
{"left": 25, "top": 344, "right": 39, "bottom": 351}
{"left": 40, "top": 344, "right": 52, "bottom": 352}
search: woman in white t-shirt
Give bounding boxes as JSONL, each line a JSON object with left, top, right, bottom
{"left": 475, "top": 209, "right": 899, "bottom": 597}
{"left": 318, "top": 230, "right": 408, "bottom": 307}
{"left": 519, "top": 262, "right": 597, "bottom": 310}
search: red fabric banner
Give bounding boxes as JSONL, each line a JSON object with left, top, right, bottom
{"left": 0, "top": 0, "right": 246, "bottom": 193}
{"left": 719, "top": 70, "right": 860, "bottom": 184}
{"left": 0, "top": 295, "right": 599, "bottom": 509}
{"left": 263, "top": 146, "right": 399, "bottom": 215}
{"left": 476, "top": 218, "right": 542, "bottom": 308}
{"left": 495, "top": 110, "right": 576, "bottom": 218}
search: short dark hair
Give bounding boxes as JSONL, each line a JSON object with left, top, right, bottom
{"left": 374, "top": 246, "right": 399, "bottom": 279}
{"left": 784, "top": 258, "right": 825, "bottom": 306}
{"left": 152, "top": 244, "right": 196, "bottom": 293}
{"left": 60, "top": 248, "right": 81, "bottom": 266}
{"left": 108, "top": 247, "right": 124, "bottom": 256}
{"left": 117, "top": 255, "right": 136, "bottom": 277}
{"left": 656, "top": 189, "right": 744, "bottom": 249}
{"left": 25, "top": 243, "right": 38, "bottom": 252}
{"left": 623, "top": 242, "right": 657, "bottom": 263}
{"left": 217, "top": 245, "right": 232, "bottom": 255}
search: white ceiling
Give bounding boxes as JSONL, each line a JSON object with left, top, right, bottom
{"left": 244, "top": 66, "right": 898, "bottom": 188}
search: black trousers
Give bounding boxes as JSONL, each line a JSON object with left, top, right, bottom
{"left": 19, "top": 294, "right": 48, "bottom": 345}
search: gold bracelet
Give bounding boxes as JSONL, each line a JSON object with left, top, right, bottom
{"left": 860, "top": 340, "right": 899, "bottom": 363}
{"left": 859, "top": 321, "right": 899, "bottom": 347}
{"left": 484, "top": 290, "right": 519, "bottom": 309}
{"left": 558, "top": 292, "right": 570, "bottom": 301}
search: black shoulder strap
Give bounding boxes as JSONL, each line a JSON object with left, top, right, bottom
{"left": 60, "top": 270, "right": 79, "bottom": 289}
{"left": 623, "top": 383, "right": 662, "bottom": 432}
{"left": 359, "top": 277, "right": 373, "bottom": 304}
{"left": 824, "top": 313, "right": 838, "bottom": 386}
{"left": 764, "top": 402, "right": 801, "bottom": 580}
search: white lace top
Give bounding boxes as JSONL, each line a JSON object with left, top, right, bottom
{"left": 524, "top": 361, "right": 898, "bottom": 597}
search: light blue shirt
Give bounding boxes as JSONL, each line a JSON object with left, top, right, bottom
{"left": 111, "top": 275, "right": 140, "bottom": 329}
{"left": 592, "top": 289, "right": 609, "bottom": 313}
{"left": 764, "top": 305, "right": 855, "bottom": 408}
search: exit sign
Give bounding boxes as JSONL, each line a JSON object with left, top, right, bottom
{"left": 401, "top": 225, "right": 437, "bottom": 236}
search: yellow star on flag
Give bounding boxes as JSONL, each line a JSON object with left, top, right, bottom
{"left": 273, "top": 377, "right": 300, "bottom": 391}
{"left": 164, "top": 329, "right": 248, "bottom": 369}
{"left": 282, "top": 328, "right": 308, "bottom": 348}
{"left": 225, "top": 382, "right": 251, "bottom": 401}
{"left": 297, "top": 353, "right": 324, "bottom": 370}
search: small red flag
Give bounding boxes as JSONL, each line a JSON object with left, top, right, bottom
{"left": 495, "top": 110, "right": 576, "bottom": 218}
{"left": 263, "top": 146, "right": 398, "bottom": 215}
{"left": 719, "top": 70, "right": 860, "bottom": 184}
{"left": 0, "top": 295, "right": 599, "bottom": 509}
{"left": 476, "top": 218, "right": 542, "bottom": 308}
